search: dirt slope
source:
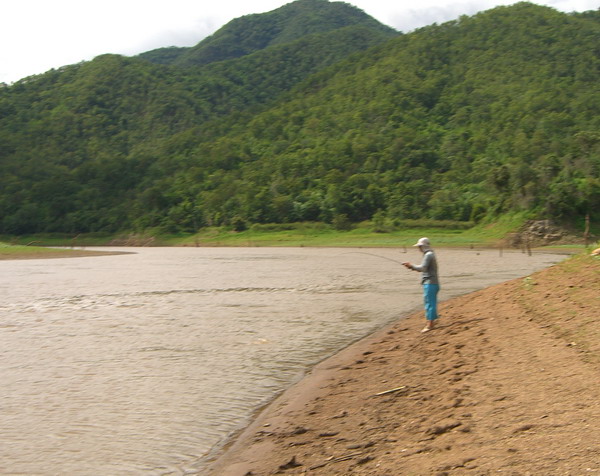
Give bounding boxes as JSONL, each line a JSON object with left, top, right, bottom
{"left": 209, "top": 254, "right": 600, "bottom": 475}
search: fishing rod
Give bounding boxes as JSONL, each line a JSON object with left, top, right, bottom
{"left": 341, "top": 251, "right": 407, "bottom": 265}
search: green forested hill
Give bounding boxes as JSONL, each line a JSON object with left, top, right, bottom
{"left": 0, "top": 1, "right": 395, "bottom": 233}
{"left": 139, "top": 0, "right": 396, "bottom": 67}
{"left": 0, "top": 1, "right": 598, "bottom": 235}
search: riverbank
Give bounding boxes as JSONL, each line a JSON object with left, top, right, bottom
{"left": 0, "top": 244, "right": 128, "bottom": 260}
{"left": 5, "top": 214, "right": 589, "bottom": 250}
{"left": 209, "top": 253, "right": 600, "bottom": 475}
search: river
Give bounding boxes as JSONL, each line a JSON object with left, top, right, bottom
{"left": 0, "top": 247, "right": 565, "bottom": 474}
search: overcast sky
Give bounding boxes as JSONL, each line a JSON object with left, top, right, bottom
{"left": 0, "top": 0, "right": 597, "bottom": 84}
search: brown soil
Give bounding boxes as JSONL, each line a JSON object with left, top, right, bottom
{"left": 209, "top": 254, "right": 600, "bottom": 475}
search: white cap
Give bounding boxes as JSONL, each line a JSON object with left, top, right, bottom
{"left": 413, "top": 237, "right": 431, "bottom": 248}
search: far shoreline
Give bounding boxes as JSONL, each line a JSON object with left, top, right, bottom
{"left": 0, "top": 248, "right": 133, "bottom": 260}
{"left": 0, "top": 243, "right": 578, "bottom": 266}
{"left": 3, "top": 216, "right": 594, "bottom": 252}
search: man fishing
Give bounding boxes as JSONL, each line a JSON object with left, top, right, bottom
{"left": 402, "top": 237, "right": 440, "bottom": 332}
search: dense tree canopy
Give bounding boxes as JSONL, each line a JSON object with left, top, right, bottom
{"left": 0, "top": 1, "right": 598, "bottom": 234}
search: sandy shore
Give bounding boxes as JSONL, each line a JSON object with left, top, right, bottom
{"left": 208, "top": 254, "right": 600, "bottom": 475}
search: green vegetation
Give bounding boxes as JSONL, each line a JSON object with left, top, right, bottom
{"left": 170, "top": 220, "right": 481, "bottom": 247}
{"left": 0, "top": 241, "right": 84, "bottom": 259}
{"left": 0, "top": 216, "right": 551, "bottom": 249}
{"left": 0, "top": 1, "right": 598, "bottom": 240}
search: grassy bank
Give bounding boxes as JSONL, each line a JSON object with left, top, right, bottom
{"left": 0, "top": 242, "right": 132, "bottom": 260}
{"left": 0, "top": 242, "right": 70, "bottom": 259}
{"left": 175, "top": 222, "right": 485, "bottom": 248}
{"left": 145, "top": 216, "right": 593, "bottom": 249}
{"left": 1, "top": 223, "right": 494, "bottom": 249}
{"left": 2, "top": 215, "right": 594, "bottom": 252}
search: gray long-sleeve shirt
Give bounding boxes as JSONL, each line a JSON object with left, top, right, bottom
{"left": 411, "top": 250, "right": 439, "bottom": 285}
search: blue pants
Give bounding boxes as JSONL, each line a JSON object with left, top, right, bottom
{"left": 423, "top": 284, "right": 440, "bottom": 321}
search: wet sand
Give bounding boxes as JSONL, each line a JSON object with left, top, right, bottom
{"left": 209, "top": 255, "right": 600, "bottom": 475}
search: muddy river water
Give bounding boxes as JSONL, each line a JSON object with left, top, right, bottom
{"left": 0, "top": 247, "right": 566, "bottom": 474}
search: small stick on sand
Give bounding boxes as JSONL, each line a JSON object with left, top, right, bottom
{"left": 373, "top": 386, "right": 407, "bottom": 397}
